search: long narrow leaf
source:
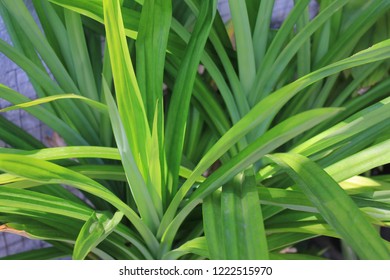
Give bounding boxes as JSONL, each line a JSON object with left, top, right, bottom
{"left": 217, "top": 168, "right": 268, "bottom": 259}
{"left": 252, "top": 0, "right": 275, "bottom": 68}
{"left": 103, "top": 0, "right": 150, "bottom": 179}
{"left": 228, "top": 0, "right": 256, "bottom": 95}
{"left": 265, "top": 153, "right": 390, "bottom": 260}
{"left": 0, "top": 94, "right": 108, "bottom": 115}
{"left": 0, "top": 85, "right": 89, "bottom": 146}
{"left": 159, "top": 107, "right": 341, "bottom": 248}
{"left": 136, "top": 0, "right": 171, "bottom": 208}
{"left": 164, "top": 0, "right": 217, "bottom": 197}
{"left": 103, "top": 79, "right": 161, "bottom": 232}
{"left": 326, "top": 139, "right": 390, "bottom": 182}
{"left": 73, "top": 211, "right": 124, "bottom": 260}
{"left": 136, "top": 0, "right": 171, "bottom": 125}
{"left": 0, "top": 154, "right": 159, "bottom": 254}
{"left": 64, "top": 9, "right": 99, "bottom": 102}
{"left": 202, "top": 190, "right": 224, "bottom": 259}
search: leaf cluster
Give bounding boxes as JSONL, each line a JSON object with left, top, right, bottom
{"left": 0, "top": 0, "right": 389, "bottom": 260}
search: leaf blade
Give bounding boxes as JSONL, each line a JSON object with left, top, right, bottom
{"left": 103, "top": 0, "right": 150, "bottom": 178}
{"left": 265, "top": 153, "right": 390, "bottom": 260}
{"left": 73, "top": 211, "right": 124, "bottom": 260}
{"left": 164, "top": 0, "right": 217, "bottom": 197}
{"left": 102, "top": 79, "right": 161, "bottom": 232}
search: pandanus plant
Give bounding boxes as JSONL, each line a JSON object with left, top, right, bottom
{"left": 0, "top": 0, "right": 390, "bottom": 259}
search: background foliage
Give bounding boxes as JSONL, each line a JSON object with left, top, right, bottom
{"left": 0, "top": 0, "right": 389, "bottom": 260}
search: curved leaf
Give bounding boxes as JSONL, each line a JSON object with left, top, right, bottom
{"left": 159, "top": 107, "right": 341, "bottom": 247}
{"left": 265, "top": 153, "right": 390, "bottom": 260}
{"left": 0, "top": 94, "right": 108, "bottom": 114}
{"left": 73, "top": 211, "right": 124, "bottom": 260}
{"left": 0, "top": 154, "right": 159, "bottom": 254}
{"left": 164, "top": 0, "right": 217, "bottom": 197}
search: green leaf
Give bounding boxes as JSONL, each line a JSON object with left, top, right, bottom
{"left": 135, "top": 0, "right": 171, "bottom": 209}
{"left": 103, "top": 0, "right": 150, "bottom": 179}
{"left": 1, "top": 0, "right": 100, "bottom": 137}
{"left": 0, "top": 115, "right": 44, "bottom": 149}
{"left": 0, "top": 186, "right": 92, "bottom": 220}
{"left": 258, "top": 187, "right": 317, "bottom": 213}
{"left": 252, "top": 0, "right": 275, "bottom": 68}
{"left": 267, "top": 232, "right": 316, "bottom": 252}
{"left": 249, "top": 0, "right": 312, "bottom": 104}
{"left": 163, "top": 237, "right": 209, "bottom": 260}
{"left": 1, "top": 0, "right": 79, "bottom": 94}
{"left": 136, "top": 0, "right": 171, "bottom": 125}
{"left": 64, "top": 9, "right": 99, "bottom": 102}
{"left": 188, "top": 36, "right": 390, "bottom": 197}
{"left": 340, "top": 176, "right": 390, "bottom": 195}
{"left": 70, "top": 165, "right": 126, "bottom": 182}
{"left": 159, "top": 107, "right": 341, "bottom": 249}
{"left": 102, "top": 79, "right": 161, "bottom": 233}
{"left": 0, "top": 190, "right": 151, "bottom": 259}
{"left": 32, "top": 0, "right": 77, "bottom": 81}
{"left": 0, "top": 94, "right": 108, "bottom": 115}
{"left": 0, "top": 154, "right": 159, "bottom": 255}
{"left": 0, "top": 85, "right": 88, "bottom": 145}
{"left": 296, "top": 2, "right": 311, "bottom": 78}
{"left": 73, "top": 211, "right": 124, "bottom": 260}
{"left": 202, "top": 189, "right": 224, "bottom": 259}
{"left": 292, "top": 96, "right": 390, "bottom": 161}
{"left": 319, "top": 0, "right": 390, "bottom": 67}
{"left": 261, "top": 0, "right": 348, "bottom": 94}
{"left": 164, "top": 0, "right": 217, "bottom": 197}
{"left": 326, "top": 139, "right": 390, "bottom": 182}
{"left": 203, "top": 168, "right": 268, "bottom": 259}
{"left": 2, "top": 220, "right": 73, "bottom": 242}
{"left": 0, "top": 146, "right": 120, "bottom": 161}
{"left": 0, "top": 0, "right": 51, "bottom": 100}
{"left": 228, "top": 0, "right": 256, "bottom": 95}
{"left": 0, "top": 41, "right": 99, "bottom": 145}
{"left": 147, "top": 109, "right": 165, "bottom": 206}
{"left": 265, "top": 153, "right": 390, "bottom": 260}
{"left": 258, "top": 187, "right": 390, "bottom": 218}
